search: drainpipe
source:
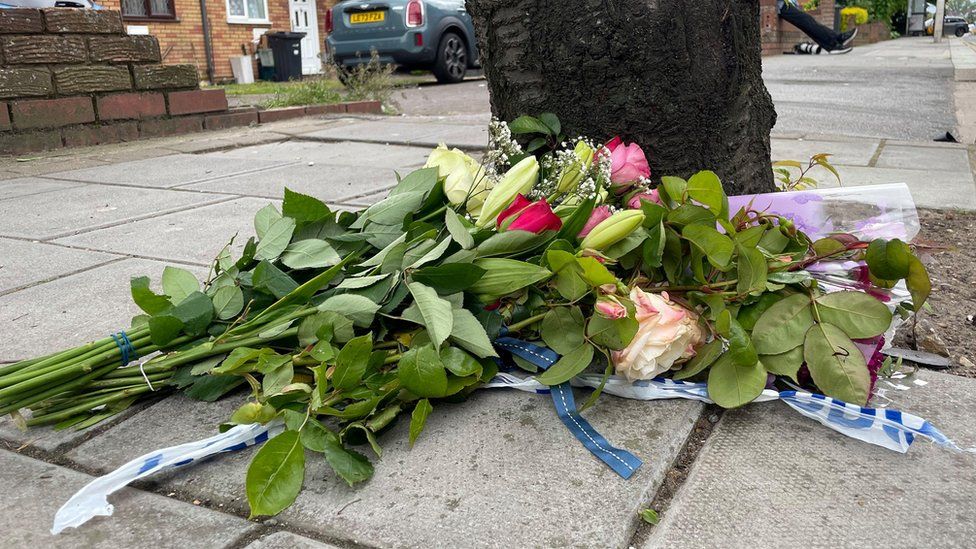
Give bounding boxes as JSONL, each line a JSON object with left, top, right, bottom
{"left": 199, "top": 0, "right": 217, "bottom": 83}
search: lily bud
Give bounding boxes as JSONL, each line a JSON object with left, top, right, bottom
{"left": 475, "top": 156, "right": 539, "bottom": 227}
{"left": 556, "top": 141, "right": 594, "bottom": 193}
{"left": 580, "top": 209, "right": 645, "bottom": 251}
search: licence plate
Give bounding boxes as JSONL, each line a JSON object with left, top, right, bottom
{"left": 350, "top": 11, "right": 385, "bottom": 24}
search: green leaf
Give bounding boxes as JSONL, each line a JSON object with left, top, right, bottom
{"left": 469, "top": 259, "right": 551, "bottom": 300}
{"left": 735, "top": 245, "right": 768, "bottom": 295}
{"left": 907, "top": 255, "right": 930, "bottom": 309}
{"left": 318, "top": 294, "right": 380, "bottom": 327}
{"left": 586, "top": 315, "right": 639, "bottom": 350}
{"left": 211, "top": 285, "right": 244, "bottom": 320}
{"left": 254, "top": 204, "right": 282, "bottom": 239}
{"left": 865, "top": 238, "right": 911, "bottom": 280}
{"left": 803, "top": 323, "right": 870, "bottom": 405}
{"left": 409, "top": 399, "right": 433, "bottom": 446}
{"left": 407, "top": 282, "right": 454, "bottom": 348}
{"left": 639, "top": 201, "right": 668, "bottom": 228}
{"left": 686, "top": 170, "right": 727, "bottom": 216}
{"left": 299, "top": 418, "right": 333, "bottom": 453}
{"left": 262, "top": 361, "right": 294, "bottom": 397}
{"left": 184, "top": 375, "right": 245, "bottom": 401}
{"left": 577, "top": 256, "right": 617, "bottom": 286}
{"left": 541, "top": 306, "right": 585, "bottom": 355}
{"left": 246, "top": 430, "right": 305, "bottom": 518}
{"left": 508, "top": 115, "right": 551, "bottom": 134}
{"left": 147, "top": 314, "right": 182, "bottom": 346}
{"left": 280, "top": 239, "right": 341, "bottom": 270}
{"left": 751, "top": 293, "right": 815, "bottom": 355}
{"left": 161, "top": 266, "right": 199, "bottom": 304}
{"left": 667, "top": 204, "right": 715, "bottom": 227}
{"left": 172, "top": 291, "right": 214, "bottom": 336}
{"left": 556, "top": 198, "right": 595, "bottom": 241}
{"left": 476, "top": 230, "right": 553, "bottom": 258}
{"left": 642, "top": 222, "right": 666, "bottom": 268}
{"left": 682, "top": 224, "right": 733, "bottom": 269}
{"left": 359, "top": 190, "right": 426, "bottom": 227}
{"left": 536, "top": 343, "right": 594, "bottom": 386}
{"left": 404, "top": 237, "right": 452, "bottom": 269}
{"left": 252, "top": 261, "right": 299, "bottom": 299}
{"left": 444, "top": 209, "right": 474, "bottom": 250}
{"left": 727, "top": 319, "right": 758, "bottom": 367}
{"left": 661, "top": 176, "right": 687, "bottom": 203}
{"left": 450, "top": 308, "right": 498, "bottom": 358}
{"left": 332, "top": 334, "right": 373, "bottom": 390}
{"left": 538, "top": 112, "right": 561, "bottom": 135}
{"left": 815, "top": 291, "right": 891, "bottom": 339}
{"left": 707, "top": 355, "right": 766, "bottom": 408}
{"left": 131, "top": 276, "right": 172, "bottom": 315}
{"left": 639, "top": 508, "right": 660, "bottom": 525}
{"left": 255, "top": 217, "right": 297, "bottom": 261}
{"left": 812, "top": 237, "right": 846, "bottom": 257}
{"left": 323, "top": 437, "right": 373, "bottom": 486}
{"left": 390, "top": 167, "right": 439, "bottom": 197}
{"left": 439, "top": 347, "right": 483, "bottom": 377}
{"left": 673, "top": 339, "right": 723, "bottom": 380}
{"left": 411, "top": 263, "right": 485, "bottom": 294}
{"left": 760, "top": 346, "right": 804, "bottom": 382}
{"left": 398, "top": 345, "right": 449, "bottom": 397}
{"left": 282, "top": 187, "right": 331, "bottom": 225}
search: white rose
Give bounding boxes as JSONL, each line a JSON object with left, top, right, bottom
{"left": 424, "top": 145, "right": 489, "bottom": 215}
{"left": 612, "top": 287, "right": 704, "bottom": 381}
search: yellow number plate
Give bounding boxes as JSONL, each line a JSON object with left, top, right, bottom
{"left": 350, "top": 11, "right": 385, "bottom": 24}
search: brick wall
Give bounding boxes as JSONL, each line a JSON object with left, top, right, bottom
{"left": 99, "top": 0, "right": 339, "bottom": 82}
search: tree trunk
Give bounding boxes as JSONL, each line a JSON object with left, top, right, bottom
{"left": 465, "top": 0, "right": 777, "bottom": 195}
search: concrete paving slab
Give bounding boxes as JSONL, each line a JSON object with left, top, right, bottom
{"left": 770, "top": 138, "right": 880, "bottom": 167}
{"left": 0, "top": 400, "right": 150, "bottom": 454}
{"left": 53, "top": 197, "right": 277, "bottom": 265}
{"left": 205, "top": 140, "right": 431, "bottom": 169}
{"left": 0, "top": 258, "right": 207, "bottom": 360}
{"left": 44, "top": 154, "right": 293, "bottom": 189}
{"left": 245, "top": 531, "right": 343, "bottom": 549}
{"left": 0, "top": 184, "right": 227, "bottom": 240}
{"left": 297, "top": 120, "right": 487, "bottom": 150}
{"left": 0, "top": 237, "right": 118, "bottom": 294}
{"left": 70, "top": 389, "right": 702, "bottom": 548}
{"left": 182, "top": 163, "right": 398, "bottom": 202}
{"left": 0, "top": 450, "right": 257, "bottom": 548}
{"left": 875, "top": 144, "right": 973, "bottom": 172}
{"left": 645, "top": 370, "right": 976, "bottom": 548}
{"left": 0, "top": 177, "right": 86, "bottom": 201}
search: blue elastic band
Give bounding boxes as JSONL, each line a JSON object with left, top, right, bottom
{"left": 494, "top": 336, "right": 643, "bottom": 479}
{"left": 110, "top": 330, "right": 137, "bottom": 366}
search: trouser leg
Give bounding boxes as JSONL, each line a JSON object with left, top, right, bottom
{"left": 778, "top": 3, "right": 841, "bottom": 50}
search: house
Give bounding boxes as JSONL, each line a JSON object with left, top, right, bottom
{"left": 98, "top": 0, "right": 338, "bottom": 82}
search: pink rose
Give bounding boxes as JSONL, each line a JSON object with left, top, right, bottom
{"left": 496, "top": 194, "right": 562, "bottom": 234}
{"left": 595, "top": 298, "right": 627, "bottom": 319}
{"left": 611, "top": 287, "right": 704, "bottom": 381}
{"left": 577, "top": 205, "right": 612, "bottom": 238}
{"left": 627, "top": 189, "right": 661, "bottom": 209}
{"left": 603, "top": 136, "right": 650, "bottom": 191}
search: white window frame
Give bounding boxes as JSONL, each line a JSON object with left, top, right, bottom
{"left": 226, "top": 0, "right": 271, "bottom": 25}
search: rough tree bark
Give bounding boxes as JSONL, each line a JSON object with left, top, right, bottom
{"left": 465, "top": 0, "right": 777, "bottom": 194}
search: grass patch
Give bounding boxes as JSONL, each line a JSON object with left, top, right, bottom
{"left": 262, "top": 77, "right": 344, "bottom": 108}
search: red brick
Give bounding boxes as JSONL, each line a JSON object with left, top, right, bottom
{"left": 343, "top": 100, "right": 382, "bottom": 114}
{"left": 205, "top": 109, "right": 258, "bottom": 130}
{"left": 304, "top": 103, "right": 346, "bottom": 116}
{"left": 88, "top": 35, "right": 160, "bottom": 63}
{"left": 0, "top": 8, "right": 43, "bottom": 34}
{"left": 63, "top": 122, "right": 139, "bottom": 148}
{"left": 11, "top": 97, "right": 94, "bottom": 130}
{"left": 97, "top": 92, "right": 166, "bottom": 121}
{"left": 257, "top": 106, "right": 306, "bottom": 123}
{"left": 167, "top": 89, "right": 227, "bottom": 115}
{"left": 139, "top": 116, "right": 203, "bottom": 138}
{"left": 0, "top": 103, "right": 10, "bottom": 131}
{"left": 42, "top": 8, "right": 123, "bottom": 34}
{"left": 0, "top": 129, "right": 61, "bottom": 155}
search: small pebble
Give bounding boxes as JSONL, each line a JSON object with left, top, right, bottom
{"left": 167, "top": 492, "right": 176, "bottom": 497}
{"left": 192, "top": 499, "right": 201, "bottom": 506}
{"left": 708, "top": 414, "right": 719, "bottom": 423}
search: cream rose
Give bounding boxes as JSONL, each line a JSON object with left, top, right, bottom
{"left": 424, "top": 145, "right": 490, "bottom": 215}
{"left": 612, "top": 287, "right": 703, "bottom": 381}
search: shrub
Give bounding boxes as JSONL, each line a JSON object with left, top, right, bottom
{"left": 841, "top": 7, "right": 870, "bottom": 31}
{"left": 263, "top": 78, "right": 342, "bottom": 109}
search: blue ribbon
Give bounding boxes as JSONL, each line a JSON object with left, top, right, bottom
{"left": 494, "top": 336, "right": 643, "bottom": 479}
{"left": 110, "top": 330, "right": 137, "bottom": 366}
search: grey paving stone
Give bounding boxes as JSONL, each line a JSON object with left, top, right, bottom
{"left": 0, "top": 450, "right": 257, "bottom": 548}
{"left": 245, "top": 531, "right": 343, "bottom": 549}
{"left": 770, "top": 137, "right": 880, "bottom": 167}
{"left": 181, "top": 162, "right": 399, "bottom": 203}
{"left": 0, "top": 258, "right": 207, "bottom": 360}
{"left": 0, "top": 400, "right": 149, "bottom": 454}
{"left": 54, "top": 197, "right": 277, "bottom": 265}
{"left": 0, "top": 177, "right": 85, "bottom": 200}
{"left": 645, "top": 370, "right": 976, "bottom": 548}
{"left": 44, "top": 153, "right": 292, "bottom": 189}
{"left": 297, "top": 120, "right": 487, "bottom": 150}
{"left": 0, "top": 238, "right": 118, "bottom": 294}
{"left": 0, "top": 184, "right": 226, "bottom": 240}
{"left": 875, "top": 144, "right": 973, "bottom": 172}
{"left": 70, "top": 388, "right": 701, "bottom": 548}
{"left": 206, "top": 140, "right": 431, "bottom": 169}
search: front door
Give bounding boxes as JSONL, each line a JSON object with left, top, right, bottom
{"left": 289, "top": 0, "right": 321, "bottom": 74}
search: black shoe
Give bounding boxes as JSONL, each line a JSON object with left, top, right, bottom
{"left": 838, "top": 28, "right": 858, "bottom": 48}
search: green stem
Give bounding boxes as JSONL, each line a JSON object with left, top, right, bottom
{"left": 506, "top": 312, "right": 549, "bottom": 333}
{"left": 27, "top": 386, "right": 153, "bottom": 426}
{"left": 644, "top": 280, "right": 738, "bottom": 293}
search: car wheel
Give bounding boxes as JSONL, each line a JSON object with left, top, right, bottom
{"left": 433, "top": 32, "right": 467, "bottom": 84}
{"left": 955, "top": 26, "right": 967, "bottom": 37}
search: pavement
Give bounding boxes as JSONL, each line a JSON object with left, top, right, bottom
{"left": 1, "top": 37, "right": 975, "bottom": 548}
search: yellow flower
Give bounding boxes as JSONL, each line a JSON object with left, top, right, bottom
{"left": 424, "top": 145, "right": 489, "bottom": 215}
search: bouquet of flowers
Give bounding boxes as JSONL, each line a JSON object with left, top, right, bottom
{"left": 1, "top": 114, "right": 932, "bottom": 522}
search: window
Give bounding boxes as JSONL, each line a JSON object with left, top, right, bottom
{"left": 227, "top": 0, "right": 270, "bottom": 24}
{"left": 121, "top": 0, "right": 176, "bottom": 20}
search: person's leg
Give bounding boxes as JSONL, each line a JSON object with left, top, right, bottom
{"left": 777, "top": 1, "right": 843, "bottom": 50}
